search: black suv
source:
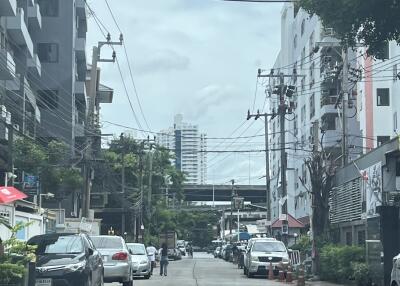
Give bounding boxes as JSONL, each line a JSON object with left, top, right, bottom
{"left": 28, "top": 233, "right": 104, "bottom": 286}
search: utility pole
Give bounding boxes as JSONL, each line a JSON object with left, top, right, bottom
{"left": 82, "top": 34, "right": 123, "bottom": 218}
{"left": 145, "top": 136, "right": 156, "bottom": 218}
{"left": 258, "top": 69, "right": 303, "bottom": 245}
{"left": 341, "top": 48, "right": 349, "bottom": 167}
{"left": 278, "top": 72, "right": 288, "bottom": 246}
{"left": 230, "top": 179, "right": 235, "bottom": 236}
{"left": 120, "top": 133, "right": 126, "bottom": 235}
{"left": 246, "top": 109, "right": 277, "bottom": 221}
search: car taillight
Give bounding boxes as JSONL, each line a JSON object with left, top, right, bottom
{"left": 112, "top": 252, "right": 128, "bottom": 261}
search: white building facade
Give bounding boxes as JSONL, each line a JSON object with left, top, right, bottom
{"left": 269, "top": 4, "right": 363, "bottom": 222}
{"left": 158, "top": 114, "right": 207, "bottom": 185}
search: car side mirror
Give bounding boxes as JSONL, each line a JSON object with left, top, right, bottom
{"left": 87, "top": 248, "right": 94, "bottom": 257}
{"left": 129, "top": 249, "right": 133, "bottom": 255}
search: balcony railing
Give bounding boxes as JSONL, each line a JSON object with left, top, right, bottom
{"left": 28, "top": 3, "right": 42, "bottom": 30}
{"left": 0, "top": 0, "right": 17, "bottom": 16}
{"left": 5, "top": 8, "right": 34, "bottom": 58}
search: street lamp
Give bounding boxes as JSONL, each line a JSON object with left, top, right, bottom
{"left": 294, "top": 233, "right": 298, "bottom": 245}
{"left": 38, "top": 193, "right": 55, "bottom": 214}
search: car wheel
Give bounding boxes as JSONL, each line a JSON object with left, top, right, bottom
{"left": 144, "top": 272, "right": 151, "bottom": 279}
{"left": 122, "top": 281, "right": 133, "bottom": 286}
{"left": 247, "top": 270, "right": 253, "bottom": 278}
{"left": 84, "top": 274, "right": 92, "bottom": 286}
{"left": 98, "top": 272, "right": 104, "bottom": 286}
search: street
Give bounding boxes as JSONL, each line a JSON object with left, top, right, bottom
{"left": 106, "top": 253, "right": 283, "bottom": 286}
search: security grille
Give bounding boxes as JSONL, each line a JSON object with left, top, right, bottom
{"left": 330, "top": 178, "right": 362, "bottom": 224}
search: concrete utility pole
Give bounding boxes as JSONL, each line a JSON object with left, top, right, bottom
{"left": 246, "top": 109, "right": 277, "bottom": 221}
{"left": 82, "top": 34, "right": 122, "bottom": 218}
{"left": 230, "top": 179, "right": 235, "bottom": 235}
{"left": 146, "top": 136, "right": 156, "bottom": 219}
{"left": 341, "top": 48, "right": 349, "bottom": 167}
{"left": 258, "top": 69, "right": 304, "bottom": 245}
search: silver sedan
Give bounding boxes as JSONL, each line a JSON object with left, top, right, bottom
{"left": 127, "top": 243, "right": 151, "bottom": 279}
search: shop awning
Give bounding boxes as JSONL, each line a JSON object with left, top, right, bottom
{"left": 0, "top": 186, "right": 27, "bottom": 204}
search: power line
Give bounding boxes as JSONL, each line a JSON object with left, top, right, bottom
{"left": 103, "top": 0, "right": 152, "bottom": 132}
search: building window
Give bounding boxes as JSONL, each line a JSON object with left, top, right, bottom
{"left": 310, "top": 93, "right": 315, "bottom": 119}
{"left": 377, "top": 88, "right": 390, "bottom": 106}
{"left": 301, "top": 19, "right": 305, "bottom": 36}
{"left": 377, "top": 136, "right": 390, "bottom": 146}
{"left": 37, "top": 90, "right": 58, "bottom": 109}
{"left": 394, "top": 112, "right": 398, "bottom": 131}
{"left": 38, "top": 0, "right": 59, "bottom": 17}
{"left": 302, "top": 164, "right": 307, "bottom": 184}
{"left": 322, "top": 114, "right": 337, "bottom": 130}
{"left": 300, "top": 48, "right": 305, "bottom": 68}
{"left": 294, "top": 116, "right": 298, "bottom": 136}
{"left": 293, "top": 34, "right": 298, "bottom": 49}
{"left": 37, "top": 43, "right": 59, "bottom": 63}
{"left": 309, "top": 32, "right": 315, "bottom": 55}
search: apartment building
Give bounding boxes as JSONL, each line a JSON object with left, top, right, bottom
{"left": 158, "top": 114, "right": 207, "bottom": 185}
{"left": 31, "top": 0, "right": 87, "bottom": 153}
{"left": 268, "top": 4, "right": 363, "bottom": 222}
{"left": 357, "top": 44, "right": 400, "bottom": 151}
{"left": 0, "top": 0, "right": 43, "bottom": 173}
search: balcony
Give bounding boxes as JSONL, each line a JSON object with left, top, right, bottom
{"left": 76, "top": 0, "right": 86, "bottom": 18}
{"left": 27, "top": 53, "right": 41, "bottom": 77}
{"left": 0, "top": 49, "right": 16, "bottom": 80}
{"left": 4, "top": 73, "right": 20, "bottom": 90}
{"left": 320, "top": 95, "right": 338, "bottom": 115}
{"left": 0, "top": 0, "right": 17, "bottom": 16}
{"left": 75, "top": 121, "right": 85, "bottom": 137}
{"left": 75, "top": 37, "right": 86, "bottom": 61}
{"left": 97, "top": 83, "right": 113, "bottom": 104}
{"left": 28, "top": 4, "right": 42, "bottom": 30}
{"left": 75, "top": 81, "right": 86, "bottom": 102}
{"left": 5, "top": 8, "right": 34, "bottom": 58}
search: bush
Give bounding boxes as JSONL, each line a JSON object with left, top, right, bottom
{"left": 319, "top": 244, "right": 365, "bottom": 283}
{"left": 350, "top": 262, "right": 371, "bottom": 286}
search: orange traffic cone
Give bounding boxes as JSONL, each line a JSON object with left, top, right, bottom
{"left": 297, "top": 266, "right": 305, "bottom": 286}
{"left": 268, "top": 262, "right": 274, "bottom": 280}
{"left": 286, "top": 265, "right": 293, "bottom": 283}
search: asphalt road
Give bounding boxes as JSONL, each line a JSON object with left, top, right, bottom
{"left": 106, "top": 252, "right": 285, "bottom": 286}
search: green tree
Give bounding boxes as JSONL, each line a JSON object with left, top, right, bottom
{"left": 13, "top": 138, "right": 83, "bottom": 198}
{"left": 299, "top": 0, "right": 400, "bottom": 58}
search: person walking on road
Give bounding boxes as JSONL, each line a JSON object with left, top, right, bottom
{"left": 159, "top": 243, "right": 169, "bottom": 276}
{"left": 146, "top": 244, "right": 157, "bottom": 275}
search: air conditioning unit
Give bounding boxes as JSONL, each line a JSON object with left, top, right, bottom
{"left": 324, "top": 28, "right": 335, "bottom": 37}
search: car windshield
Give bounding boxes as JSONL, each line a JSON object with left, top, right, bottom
{"left": 252, "top": 241, "right": 286, "bottom": 252}
{"left": 33, "top": 235, "right": 83, "bottom": 255}
{"left": 91, "top": 236, "right": 123, "bottom": 249}
{"left": 127, "top": 244, "right": 146, "bottom": 255}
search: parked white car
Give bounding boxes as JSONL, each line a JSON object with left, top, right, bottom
{"left": 392, "top": 253, "right": 400, "bottom": 286}
{"left": 127, "top": 243, "right": 151, "bottom": 279}
{"left": 243, "top": 238, "right": 289, "bottom": 278}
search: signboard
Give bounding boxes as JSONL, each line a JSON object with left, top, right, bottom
{"left": 233, "top": 197, "right": 244, "bottom": 210}
{"left": 23, "top": 174, "right": 39, "bottom": 196}
{"left": 361, "top": 162, "right": 382, "bottom": 218}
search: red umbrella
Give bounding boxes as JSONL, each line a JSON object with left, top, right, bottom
{"left": 0, "top": 187, "right": 28, "bottom": 204}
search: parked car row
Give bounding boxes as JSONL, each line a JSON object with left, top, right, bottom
{"left": 27, "top": 233, "right": 153, "bottom": 286}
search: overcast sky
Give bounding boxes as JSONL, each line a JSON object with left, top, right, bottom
{"left": 87, "top": 0, "right": 283, "bottom": 185}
